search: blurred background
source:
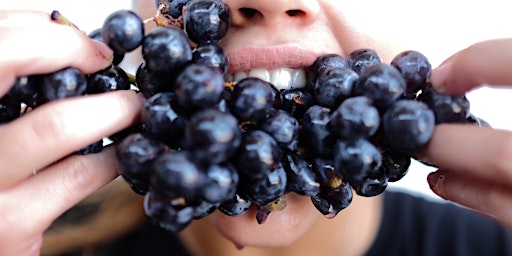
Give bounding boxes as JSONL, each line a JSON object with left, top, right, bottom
{"left": 0, "top": 0, "right": 512, "bottom": 201}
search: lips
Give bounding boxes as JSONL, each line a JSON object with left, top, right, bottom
{"left": 225, "top": 46, "right": 320, "bottom": 90}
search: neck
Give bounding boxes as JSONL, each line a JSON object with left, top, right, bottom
{"left": 179, "top": 194, "right": 383, "bottom": 256}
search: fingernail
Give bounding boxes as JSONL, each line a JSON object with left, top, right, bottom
{"left": 429, "top": 63, "right": 452, "bottom": 93}
{"left": 92, "top": 40, "right": 114, "bottom": 67}
{"left": 427, "top": 170, "right": 445, "bottom": 193}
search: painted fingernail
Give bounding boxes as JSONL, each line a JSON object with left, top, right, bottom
{"left": 429, "top": 63, "right": 452, "bottom": 93}
{"left": 427, "top": 170, "right": 445, "bottom": 193}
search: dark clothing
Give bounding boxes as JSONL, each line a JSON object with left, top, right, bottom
{"left": 105, "top": 191, "right": 512, "bottom": 256}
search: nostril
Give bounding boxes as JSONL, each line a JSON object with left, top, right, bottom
{"left": 286, "top": 9, "right": 305, "bottom": 17}
{"left": 239, "top": 8, "right": 259, "bottom": 18}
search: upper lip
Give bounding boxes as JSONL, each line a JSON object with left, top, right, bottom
{"left": 225, "top": 45, "right": 320, "bottom": 74}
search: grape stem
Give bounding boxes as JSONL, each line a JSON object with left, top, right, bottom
{"left": 50, "top": 10, "right": 82, "bottom": 32}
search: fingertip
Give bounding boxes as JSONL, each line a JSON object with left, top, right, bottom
{"left": 90, "top": 40, "right": 114, "bottom": 70}
{"left": 429, "top": 63, "right": 452, "bottom": 94}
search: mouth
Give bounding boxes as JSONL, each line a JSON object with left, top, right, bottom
{"left": 224, "top": 46, "right": 321, "bottom": 90}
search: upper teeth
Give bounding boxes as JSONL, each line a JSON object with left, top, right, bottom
{"left": 225, "top": 67, "right": 307, "bottom": 90}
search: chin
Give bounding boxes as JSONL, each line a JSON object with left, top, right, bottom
{"left": 207, "top": 193, "right": 321, "bottom": 248}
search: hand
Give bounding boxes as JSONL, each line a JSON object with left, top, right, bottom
{"left": 0, "top": 10, "right": 143, "bottom": 255}
{"left": 417, "top": 38, "right": 512, "bottom": 229}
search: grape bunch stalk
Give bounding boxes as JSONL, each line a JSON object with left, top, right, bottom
{"left": 0, "top": 0, "right": 486, "bottom": 234}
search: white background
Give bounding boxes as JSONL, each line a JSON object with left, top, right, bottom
{"left": 1, "top": 0, "right": 512, "bottom": 201}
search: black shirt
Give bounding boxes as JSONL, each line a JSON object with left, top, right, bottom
{"left": 104, "top": 191, "right": 512, "bottom": 256}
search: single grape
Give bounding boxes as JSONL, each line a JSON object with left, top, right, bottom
{"left": 381, "top": 99, "right": 435, "bottom": 152}
{"left": 142, "top": 26, "right": 192, "bottom": 75}
{"left": 333, "top": 138, "right": 382, "bottom": 184}
{"left": 40, "top": 67, "right": 87, "bottom": 102}
{"left": 174, "top": 64, "right": 225, "bottom": 111}
{"left": 7, "top": 76, "right": 42, "bottom": 108}
{"left": 350, "top": 166, "right": 388, "bottom": 197}
{"left": 313, "top": 67, "right": 358, "bottom": 109}
{"left": 201, "top": 163, "right": 239, "bottom": 203}
{"left": 183, "top": 0, "right": 230, "bottom": 44}
{"left": 259, "top": 109, "right": 300, "bottom": 151}
{"left": 308, "top": 54, "right": 349, "bottom": 89}
{"left": 355, "top": 63, "right": 407, "bottom": 109}
{"left": 116, "top": 132, "right": 169, "bottom": 195}
{"left": 328, "top": 96, "right": 380, "bottom": 140}
{"left": 300, "top": 105, "right": 336, "bottom": 157}
{"left": 233, "top": 130, "right": 282, "bottom": 179}
{"left": 192, "top": 42, "right": 229, "bottom": 74}
{"left": 218, "top": 193, "right": 252, "bottom": 217}
{"left": 183, "top": 109, "right": 241, "bottom": 165}
{"left": 240, "top": 163, "right": 287, "bottom": 206}
{"left": 142, "top": 92, "right": 187, "bottom": 148}
{"left": 282, "top": 150, "right": 320, "bottom": 196}
{"left": 348, "top": 48, "right": 382, "bottom": 75}
{"left": 144, "top": 189, "right": 195, "bottom": 233}
{"left": 381, "top": 150, "right": 411, "bottom": 182}
{"left": 390, "top": 50, "right": 432, "bottom": 94}
{"left": 86, "top": 65, "right": 130, "bottom": 94}
{"left": 135, "top": 61, "right": 175, "bottom": 98}
{"left": 101, "top": 10, "right": 144, "bottom": 54}
{"left": 0, "top": 95, "right": 20, "bottom": 124}
{"left": 417, "top": 87, "right": 470, "bottom": 124}
{"left": 192, "top": 200, "right": 219, "bottom": 219}
{"left": 229, "top": 77, "right": 275, "bottom": 122}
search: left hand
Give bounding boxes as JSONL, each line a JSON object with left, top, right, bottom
{"left": 416, "top": 38, "right": 512, "bottom": 229}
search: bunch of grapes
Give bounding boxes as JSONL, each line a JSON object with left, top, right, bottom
{"left": 0, "top": 0, "right": 486, "bottom": 233}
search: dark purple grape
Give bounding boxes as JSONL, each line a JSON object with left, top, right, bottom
{"left": 101, "top": 10, "right": 144, "bottom": 54}
{"left": 241, "top": 164, "right": 287, "bottom": 206}
{"left": 279, "top": 88, "right": 314, "bottom": 119}
{"left": 86, "top": 65, "right": 130, "bottom": 94}
{"left": 466, "top": 113, "right": 491, "bottom": 127}
{"left": 116, "top": 132, "right": 168, "bottom": 195}
{"left": 218, "top": 193, "right": 252, "bottom": 217}
{"left": 328, "top": 96, "right": 380, "bottom": 140}
{"left": 144, "top": 189, "right": 195, "bottom": 233}
{"left": 155, "top": 0, "right": 190, "bottom": 18}
{"left": 355, "top": 63, "right": 407, "bottom": 109}
{"left": 259, "top": 109, "right": 300, "bottom": 151}
{"left": 417, "top": 87, "right": 470, "bottom": 124}
{"left": 381, "top": 150, "right": 411, "bottom": 182}
{"left": 7, "top": 76, "right": 43, "bottom": 108}
{"left": 40, "top": 67, "right": 87, "bottom": 102}
{"left": 229, "top": 77, "right": 275, "bottom": 122}
{"left": 300, "top": 105, "right": 336, "bottom": 157}
{"left": 174, "top": 64, "right": 225, "bottom": 111}
{"left": 308, "top": 54, "right": 349, "bottom": 89}
{"left": 192, "top": 200, "right": 219, "bottom": 219}
{"left": 350, "top": 166, "right": 388, "bottom": 197}
{"left": 201, "top": 163, "right": 239, "bottom": 203}
{"left": 183, "top": 0, "right": 230, "bottom": 44}
{"left": 333, "top": 138, "right": 382, "bottom": 184}
{"left": 135, "top": 61, "right": 175, "bottom": 98}
{"left": 184, "top": 109, "right": 241, "bottom": 165}
{"left": 311, "top": 158, "right": 352, "bottom": 218}
{"left": 88, "top": 28, "right": 125, "bottom": 65}
{"left": 142, "top": 26, "right": 192, "bottom": 75}
{"left": 381, "top": 99, "right": 435, "bottom": 152}
{"left": 233, "top": 130, "right": 282, "bottom": 179}
{"left": 348, "top": 48, "right": 382, "bottom": 75}
{"left": 390, "top": 50, "right": 431, "bottom": 94}
{"left": 313, "top": 67, "right": 358, "bottom": 109}
{"left": 75, "top": 140, "right": 103, "bottom": 155}
{"left": 151, "top": 151, "right": 206, "bottom": 200}
{"left": 0, "top": 95, "right": 20, "bottom": 124}
{"left": 192, "top": 43, "right": 229, "bottom": 74}
{"left": 142, "top": 92, "right": 187, "bottom": 148}
{"left": 282, "top": 150, "right": 320, "bottom": 196}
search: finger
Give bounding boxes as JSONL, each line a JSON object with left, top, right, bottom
{"left": 0, "top": 10, "right": 113, "bottom": 95}
{"left": 0, "top": 90, "right": 143, "bottom": 188}
{"left": 427, "top": 170, "right": 512, "bottom": 229}
{"left": 416, "top": 124, "right": 512, "bottom": 186}
{"left": 0, "top": 145, "right": 120, "bottom": 245}
{"left": 429, "top": 38, "right": 512, "bottom": 95}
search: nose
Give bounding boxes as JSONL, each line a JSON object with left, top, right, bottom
{"left": 225, "top": 0, "right": 320, "bottom": 27}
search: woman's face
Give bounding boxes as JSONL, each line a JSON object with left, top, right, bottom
{"left": 134, "top": 0, "right": 507, "bottom": 249}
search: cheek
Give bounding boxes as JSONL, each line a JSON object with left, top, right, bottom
{"left": 207, "top": 193, "right": 321, "bottom": 248}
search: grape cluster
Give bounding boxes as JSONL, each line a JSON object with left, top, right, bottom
{"left": 0, "top": 0, "right": 485, "bottom": 234}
